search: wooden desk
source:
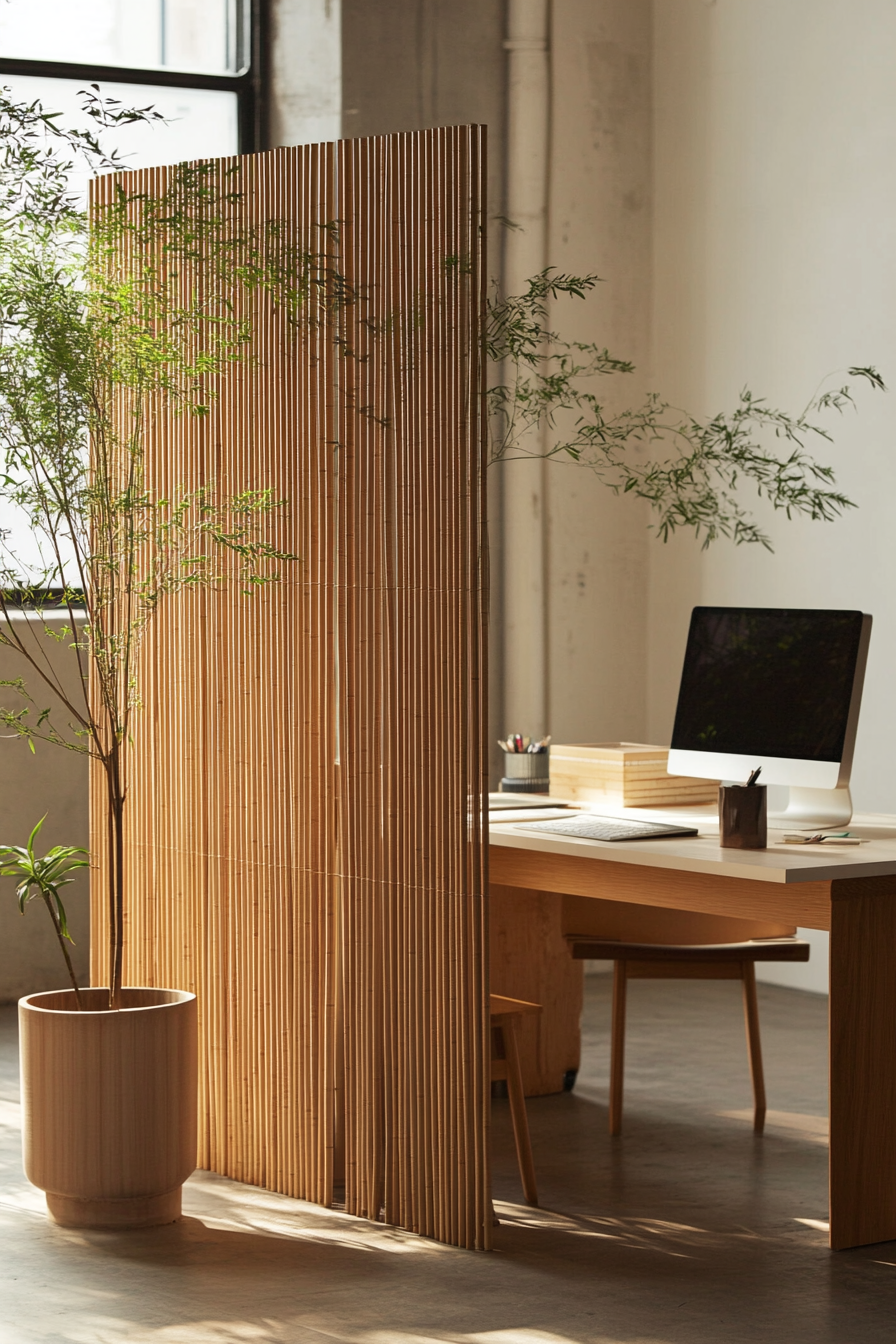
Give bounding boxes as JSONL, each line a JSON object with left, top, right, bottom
{"left": 489, "top": 807, "right": 896, "bottom": 1251}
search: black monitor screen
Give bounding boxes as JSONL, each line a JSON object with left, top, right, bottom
{"left": 670, "top": 607, "right": 865, "bottom": 763}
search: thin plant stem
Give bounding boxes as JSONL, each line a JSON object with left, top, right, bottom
{"left": 40, "top": 890, "right": 85, "bottom": 1011}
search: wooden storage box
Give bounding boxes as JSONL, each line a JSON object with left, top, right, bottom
{"left": 549, "top": 742, "right": 717, "bottom": 808}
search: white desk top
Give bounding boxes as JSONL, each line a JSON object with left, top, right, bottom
{"left": 488, "top": 803, "right": 896, "bottom": 885}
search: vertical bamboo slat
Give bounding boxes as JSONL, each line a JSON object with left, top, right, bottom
{"left": 90, "top": 127, "right": 489, "bottom": 1249}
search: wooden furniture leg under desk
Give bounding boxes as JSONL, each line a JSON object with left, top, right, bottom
{"left": 489, "top": 884, "right": 583, "bottom": 1096}
{"left": 489, "top": 885, "right": 791, "bottom": 1097}
{"left": 490, "top": 838, "right": 896, "bottom": 1251}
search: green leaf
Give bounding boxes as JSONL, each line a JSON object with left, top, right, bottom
{"left": 486, "top": 275, "right": 883, "bottom": 549}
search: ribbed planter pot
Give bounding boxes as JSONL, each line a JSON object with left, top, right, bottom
{"left": 19, "top": 987, "right": 197, "bottom": 1229}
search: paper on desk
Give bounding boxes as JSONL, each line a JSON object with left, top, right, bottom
{"left": 488, "top": 793, "right": 571, "bottom": 810}
{"left": 489, "top": 807, "right": 577, "bottom": 824}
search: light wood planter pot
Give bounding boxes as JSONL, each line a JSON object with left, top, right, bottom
{"left": 19, "top": 987, "right": 197, "bottom": 1229}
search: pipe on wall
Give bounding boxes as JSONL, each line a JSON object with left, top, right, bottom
{"left": 502, "top": 0, "right": 550, "bottom": 740}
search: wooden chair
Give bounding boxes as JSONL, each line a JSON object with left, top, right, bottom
{"left": 566, "top": 937, "right": 811, "bottom": 1135}
{"left": 490, "top": 994, "right": 541, "bottom": 1205}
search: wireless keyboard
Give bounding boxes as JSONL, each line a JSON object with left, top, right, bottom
{"left": 519, "top": 815, "right": 699, "bottom": 842}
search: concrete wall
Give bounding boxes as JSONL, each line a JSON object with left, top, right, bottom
{"left": 543, "top": 1, "right": 652, "bottom": 745}
{"left": 341, "top": 0, "right": 505, "bottom": 165}
{"left": 0, "top": 616, "right": 89, "bottom": 1002}
{"left": 269, "top": 0, "right": 341, "bottom": 146}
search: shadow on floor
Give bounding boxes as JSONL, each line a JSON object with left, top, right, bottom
{"left": 2, "top": 979, "right": 894, "bottom": 1344}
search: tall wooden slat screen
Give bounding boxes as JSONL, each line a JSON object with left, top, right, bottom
{"left": 90, "top": 127, "right": 490, "bottom": 1249}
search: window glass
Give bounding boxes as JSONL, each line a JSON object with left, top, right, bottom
{"left": 0, "top": 0, "right": 243, "bottom": 76}
{"left": 1, "top": 76, "right": 239, "bottom": 181}
{"left": 0, "top": 77, "right": 239, "bottom": 584}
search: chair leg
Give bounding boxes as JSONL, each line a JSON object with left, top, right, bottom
{"left": 609, "top": 960, "right": 627, "bottom": 1137}
{"left": 502, "top": 1017, "right": 539, "bottom": 1206}
{"left": 741, "top": 961, "right": 767, "bottom": 1133}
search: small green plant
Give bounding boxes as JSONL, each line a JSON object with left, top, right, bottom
{"left": 0, "top": 816, "right": 88, "bottom": 1009}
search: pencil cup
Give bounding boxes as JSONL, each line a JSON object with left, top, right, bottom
{"left": 501, "top": 749, "right": 550, "bottom": 795}
{"left": 719, "top": 784, "right": 767, "bottom": 850}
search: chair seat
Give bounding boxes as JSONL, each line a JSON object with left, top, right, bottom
{"left": 566, "top": 937, "right": 811, "bottom": 963}
{"left": 566, "top": 935, "right": 811, "bottom": 1137}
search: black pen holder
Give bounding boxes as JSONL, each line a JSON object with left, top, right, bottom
{"left": 719, "top": 784, "right": 767, "bottom": 850}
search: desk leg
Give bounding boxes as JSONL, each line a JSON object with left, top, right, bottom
{"left": 830, "top": 878, "right": 896, "bottom": 1250}
{"left": 490, "top": 884, "right": 583, "bottom": 1096}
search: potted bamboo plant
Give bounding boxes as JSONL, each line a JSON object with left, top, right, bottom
{"left": 0, "top": 91, "right": 301, "bottom": 1228}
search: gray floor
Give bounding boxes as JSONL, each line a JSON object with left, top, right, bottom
{"left": 2, "top": 976, "right": 894, "bottom": 1344}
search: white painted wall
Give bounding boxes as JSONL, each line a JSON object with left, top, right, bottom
{"left": 648, "top": 0, "right": 896, "bottom": 807}
{"left": 647, "top": 0, "right": 896, "bottom": 994}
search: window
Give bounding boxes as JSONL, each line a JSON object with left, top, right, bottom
{"left": 0, "top": 0, "right": 263, "bottom": 582}
{"left": 0, "top": 0, "right": 244, "bottom": 74}
{"left": 0, "top": 0, "right": 263, "bottom": 160}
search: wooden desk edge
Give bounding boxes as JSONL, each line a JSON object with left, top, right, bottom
{"left": 489, "top": 843, "right": 834, "bottom": 929}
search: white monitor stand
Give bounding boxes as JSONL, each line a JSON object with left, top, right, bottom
{"left": 769, "top": 785, "right": 853, "bottom": 830}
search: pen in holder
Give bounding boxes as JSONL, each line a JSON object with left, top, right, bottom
{"left": 499, "top": 734, "right": 550, "bottom": 794}
{"left": 719, "top": 769, "right": 767, "bottom": 849}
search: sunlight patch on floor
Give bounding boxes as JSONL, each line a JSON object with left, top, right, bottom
{"left": 0, "top": 1181, "right": 46, "bottom": 1216}
{"left": 794, "top": 1218, "right": 830, "bottom": 1233}
{"left": 59, "top": 1327, "right": 625, "bottom": 1344}
{"left": 0, "top": 1098, "right": 21, "bottom": 1128}
{"left": 718, "top": 1110, "right": 828, "bottom": 1144}
{"left": 468, "top": 1332, "right": 612, "bottom": 1344}
{"left": 358, "top": 1328, "right": 671, "bottom": 1344}
{"left": 58, "top": 1321, "right": 290, "bottom": 1344}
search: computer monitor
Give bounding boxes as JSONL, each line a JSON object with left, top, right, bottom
{"left": 666, "top": 607, "right": 872, "bottom": 828}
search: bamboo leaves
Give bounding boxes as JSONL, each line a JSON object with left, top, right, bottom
{"left": 487, "top": 269, "right": 885, "bottom": 549}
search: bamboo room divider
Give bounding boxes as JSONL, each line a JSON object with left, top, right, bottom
{"left": 90, "top": 128, "right": 490, "bottom": 1248}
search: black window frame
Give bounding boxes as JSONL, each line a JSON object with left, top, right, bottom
{"left": 0, "top": 0, "right": 269, "bottom": 155}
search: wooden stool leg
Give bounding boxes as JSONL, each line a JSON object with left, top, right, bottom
{"left": 741, "top": 961, "right": 767, "bottom": 1133}
{"left": 609, "top": 960, "right": 627, "bottom": 1137}
{"left": 502, "top": 1017, "right": 539, "bottom": 1206}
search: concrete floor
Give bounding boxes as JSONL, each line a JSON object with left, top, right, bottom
{"left": 2, "top": 976, "right": 895, "bottom": 1344}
